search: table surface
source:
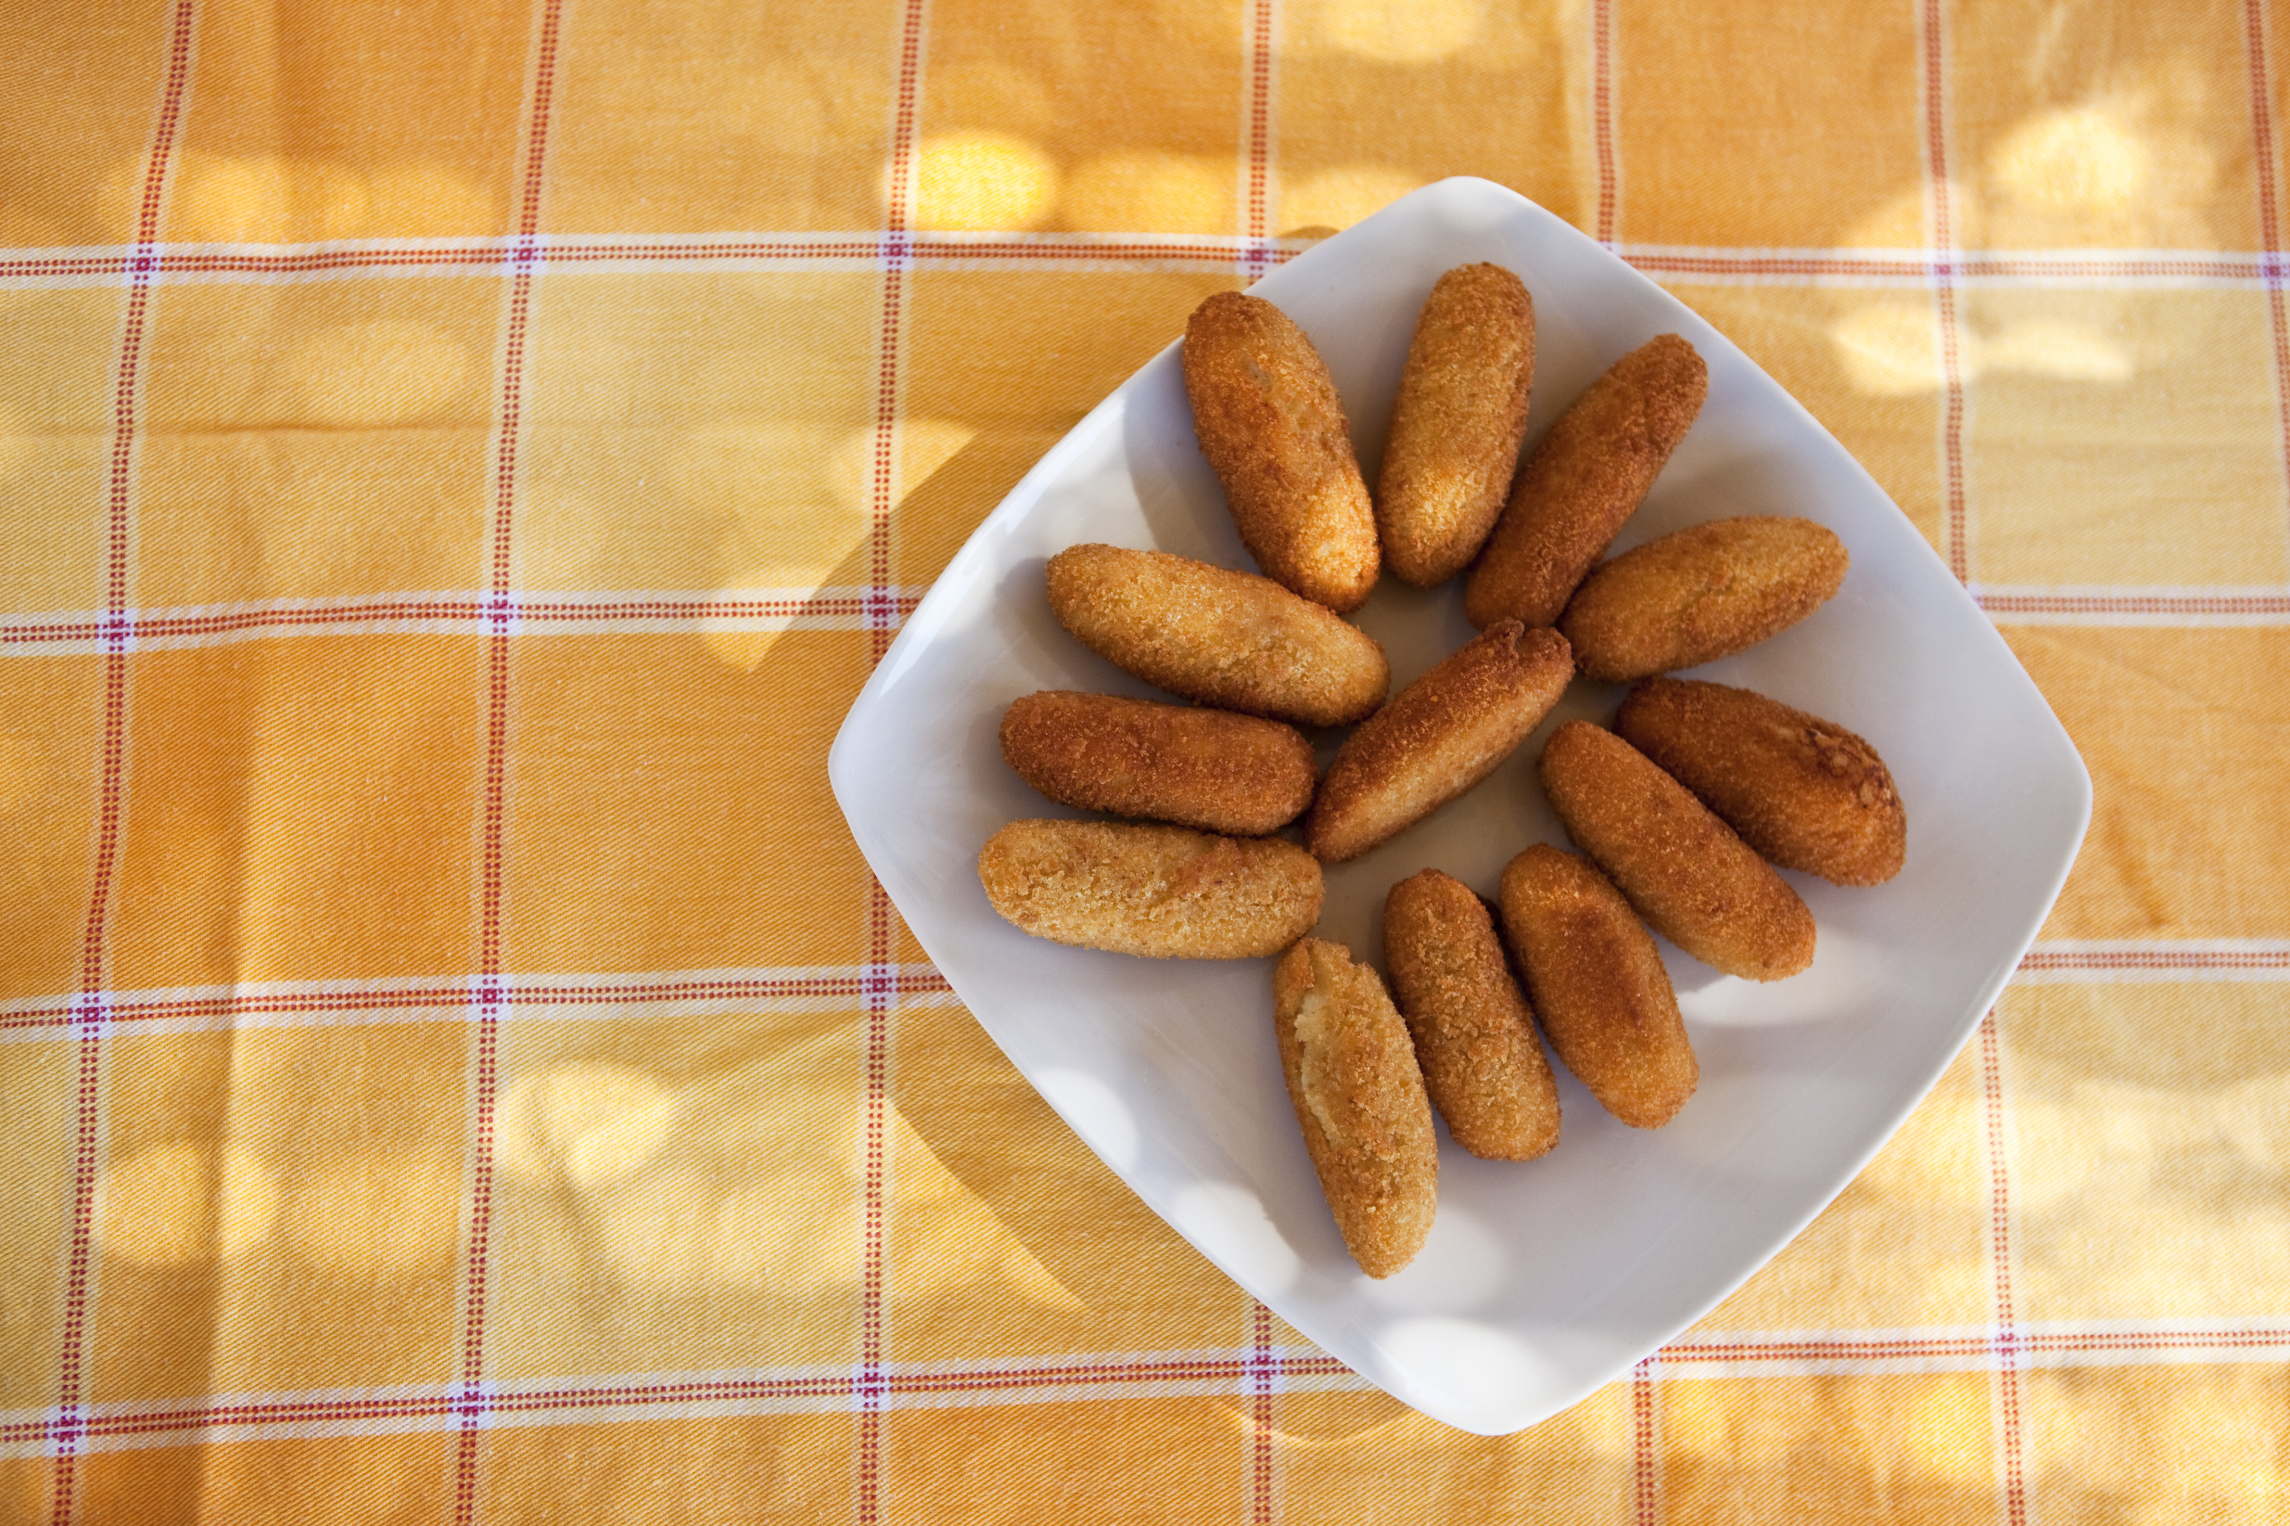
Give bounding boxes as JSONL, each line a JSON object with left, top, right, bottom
{"left": 4, "top": 0, "right": 2288, "bottom": 1520}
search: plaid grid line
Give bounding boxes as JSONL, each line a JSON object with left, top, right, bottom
{"left": 11, "top": 581, "right": 2289, "bottom": 655}
{"left": 11, "top": 1321, "right": 2290, "bottom": 1459}
{"left": 13, "top": 237, "right": 2290, "bottom": 290}
{"left": 1591, "top": 0, "right": 1619, "bottom": 246}
{"left": 0, "top": 942, "right": 2271, "bottom": 1042}
{"left": 1918, "top": 0, "right": 1972, "bottom": 586}
{"left": 857, "top": 0, "right": 932, "bottom": 1517}
{"left": 450, "top": 0, "right": 568, "bottom": 1515}
{"left": 2243, "top": 0, "right": 2290, "bottom": 523}
{"left": 1239, "top": 0, "right": 1277, "bottom": 281}
{"left": 48, "top": 1, "right": 201, "bottom": 1521}
{"left": 1976, "top": 1010, "right": 2032, "bottom": 1525}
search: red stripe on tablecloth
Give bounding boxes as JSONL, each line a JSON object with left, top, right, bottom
{"left": 454, "top": 3, "right": 566, "bottom": 1519}
{"left": 0, "top": 588, "right": 926, "bottom": 647}
{"left": 50, "top": 5, "right": 198, "bottom": 1522}
{"left": 21, "top": 1326, "right": 2290, "bottom": 1451}
{"left": 13, "top": 240, "right": 2286, "bottom": 286}
{"left": 1593, "top": 0, "right": 1618, "bottom": 244}
{"left": 1239, "top": 0, "right": 1276, "bottom": 280}
{"left": 1973, "top": 588, "right": 2290, "bottom": 619}
{"left": 2245, "top": 0, "right": 2290, "bottom": 538}
{"left": 4, "top": 1351, "right": 1365, "bottom": 1449}
{"left": 1250, "top": 1302, "right": 1275, "bottom": 1523}
{"left": 857, "top": 3, "right": 930, "bottom": 1518}
{"left": 1632, "top": 1358, "right": 1658, "bottom": 1523}
{"left": 2016, "top": 945, "right": 2290, "bottom": 974}
{"left": 1977, "top": 1012, "right": 2030, "bottom": 1526}
{"left": 0, "top": 967, "right": 957, "bottom": 1035}
{"left": 1919, "top": 0, "right": 1970, "bottom": 584}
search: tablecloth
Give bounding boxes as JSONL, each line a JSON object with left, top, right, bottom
{"left": 3, "top": 0, "right": 2287, "bottom": 1519}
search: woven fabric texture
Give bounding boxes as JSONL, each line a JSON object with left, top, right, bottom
{"left": 3, "top": 0, "right": 2288, "bottom": 1520}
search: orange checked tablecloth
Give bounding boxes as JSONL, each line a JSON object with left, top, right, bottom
{"left": 5, "top": 0, "right": 2290, "bottom": 1520}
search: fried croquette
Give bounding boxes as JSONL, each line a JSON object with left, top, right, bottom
{"left": 1463, "top": 333, "right": 1708, "bottom": 630}
{"left": 1183, "top": 292, "right": 1381, "bottom": 612}
{"left": 1497, "top": 845, "right": 1697, "bottom": 1128}
{"left": 1538, "top": 721, "right": 1815, "bottom": 981}
{"left": 1615, "top": 677, "right": 1906, "bottom": 886}
{"left": 1383, "top": 869, "right": 1560, "bottom": 1160}
{"left": 978, "top": 819, "right": 1322, "bottom": 959}
{"left": 1000, "top": 690, "right": 1317, "bottom": 836}
{"left": 1559, "top": 516, "right": 1848, "bottom": 682}
{"left": 1273, "top": 938, "right": 1438, "bottom": 1276}
{"left": 1376, "top": 264, "right": 1536, "bottom": 587}
{"left": 1305, "top": 621, "right": 1573, "bottom": 863}
{"left": 1045, "top": 544, "right": 1389, "bottom": 727}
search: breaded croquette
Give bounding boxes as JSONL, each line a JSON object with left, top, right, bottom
{"left": 1377, "top": 264, "right": 1536, "bottom": 587}
{"left": 1497, "top": 845, "right": 1697, "bottom": 1128}
{"left": 1463, "top": 334, "right": 1708, "bottom": 630}
{"left": 1559, "top": 516, "right": 1848, "bottom": 682}
{"left": 1616, "top": 677, "right": 1906, "bottom": 886}
{"left": 1273, "top": 938, "right": 1438, "bottom": 1276}
{"left": 978, "top": 819, "right": 1322, "bottom": 959}
{"left": 1000, "top": 691, "right": 1317, "bottom": 836}
{"left": 1045, "top": 544, "right": 1389, "bottom": 727}
{"left": 1306, "top": 621, "right": 1572, "bottom": 863}
{"left": 1538, "top": 721, "right": 1815, "bottom": 981}
{"left": 1183, "top": 292, "right": 1381, "bottom": 612}
{"left": 1383, "top": 869, "right": 1560, "bottom": 1160}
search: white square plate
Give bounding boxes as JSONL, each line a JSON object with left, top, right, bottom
{"left": 827, "top": 177, "right": 2090, "bottom": 1435}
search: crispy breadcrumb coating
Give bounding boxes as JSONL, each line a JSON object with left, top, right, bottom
{"left": 1560, "top": 516, "right": 1848, "bottom": 682}
{"left": 978, "top": 819, "right": 1322, "bottom": 959}
{"left": 1464, "top": 333, "right": 1707, "bottom": 630}
{"left": 1273, "top": 938, "right": 1438, "bottom": 1276}
{"left": 1383, "top": 869, "right": 1559, "bottom": 1160}
{"left": 1376, "top": 263, "right": 1535, "bottom": 587}
{"left": 1306, "top": 621, "right": 1572, "bottom": 863}
{"left": 1000, "top": 690, "right": 1317, "bottom": 835}
{"left": 1616, "top": 677, "right": 1905, "bottom": 886}
{"left": 1045, "top": 544, "right": 1388, "bottom": 728}
{"left": 1183, "top": 292, "right": 1381, "bottom": 611}
{"left": 1497, "top": 845, "right": 1697, "bottom": 1128}
{"left": 1538, "top": 721, "right": 1815, "bottom": 981}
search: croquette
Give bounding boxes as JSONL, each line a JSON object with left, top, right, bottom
{"left": 1273, "top": 937, "right": 1439, "bottom": 1276}
{"left": 1538, "top": 721, "right": 1815, "bottom": 981}
{"left": 978, "top": 819, "right": 1323, "bottom": 959}
{"left": 1383, "top": 869, "right": 1560, "bottom": 1159}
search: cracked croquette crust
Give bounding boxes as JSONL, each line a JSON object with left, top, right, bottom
{"left": 1497, "top": 845, "right": 1697, "bottom": 1129}
{"left": 1000, "top": 691, "right": 1317, "bottom": 836}
{"left": 1182, "top": 292, "right": 1381, "bottom": 612}
{"left": 1559, "top": 516, "right": 1848, "bottom": 682}
{"left": 1463, "top": 332, "right": 1707, "bottom": 630}
{"left": 1376, "top": 263, "right": 1535, "bottom": 587}
{"left": 1306, "top": 621, "right": 1573, "bottom": 863}
{"left": 977, "top": 819, "right": 1323, "bottom": 960}
{"left": 1383, "top": 869, "right": 1560, "bottom": 1160}
{"left": 1538, "top": 721, "right": 1815, "bottom": 982}
{"left": 1616, "top": 677, "right": 1905, "bottom": 886}
{"left": 1273, "top": 938, "right": 1438, "bottom": 1277}
{"left": 1045, "top": 544, "right": 1389, "bottom": 728}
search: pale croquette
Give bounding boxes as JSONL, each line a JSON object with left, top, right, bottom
{"left": 1273, "top": 937, "right": 1438, "bottom": 1277}
{"left": 1045, "top": 544, "right": 1388, "bottom": 728}
{"left": 978, "top": 819, "right": 1322, "bottom": 960}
